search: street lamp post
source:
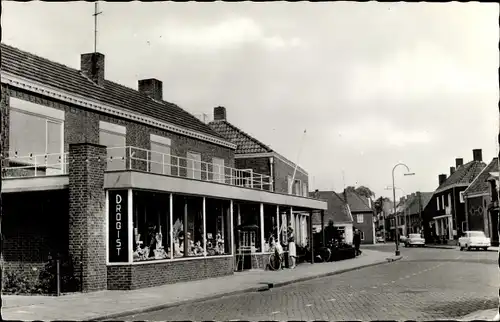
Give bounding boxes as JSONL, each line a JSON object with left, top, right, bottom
{"left": 392, "top": 163, "right": 415, "bottom": 256}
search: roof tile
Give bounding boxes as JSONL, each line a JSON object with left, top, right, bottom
{"left": 464, "top": 157, "right": 498, "bottom": 195}
{"left": 208, "top": 120, "right": 273, "bottom": 154}
{"left": 437, "top": 160, "right": 486, "bottom": 191}
{"left": 1, "top": 43, "right": 226, "bottom": 141}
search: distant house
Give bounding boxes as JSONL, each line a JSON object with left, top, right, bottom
{"left": 208, "top": 106, "right": 309, "bottom": 196}
{"left": 344, "top": 190, "right": 375, "bottom": 244}
{"left": 463, "top": 157, "right": 498, "bottom": 244}
{"left": 427, "top": 150, "right": 486, "bottom": 242}
{"left": 311, "top": 190, "right": 354, "bottom": 244}
{"left": 398, "top": 192, "right": 434, "bottom": 236}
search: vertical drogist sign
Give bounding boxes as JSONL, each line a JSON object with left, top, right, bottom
{"left": 108, "top": 190, "right": 129, "bottom": 263}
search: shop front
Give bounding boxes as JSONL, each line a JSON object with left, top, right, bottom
{"left": 104, "top": 171, "right": 326, "bottom": 290}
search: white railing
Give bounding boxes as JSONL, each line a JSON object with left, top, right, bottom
{"left": 2, "top": 151, "right": 69, "bottom": 179}
{"left": 106, "top": 146, "right": 273, "bottom": 191}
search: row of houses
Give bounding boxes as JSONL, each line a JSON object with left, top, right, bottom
{"left": 381, "top": 149, "right": 498, "bottom": 245}
{"left": 0, "top": 43, "right": 328, "bottom": 291}
{"left": 310, "top": 190, "right": 377, "bottom": 245}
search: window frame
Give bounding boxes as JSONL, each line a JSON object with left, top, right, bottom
{"left": 212, "top": 157, "right": 225, "bottom": 183}
{"left": 150, "top": 134, "right": 172, "bottom": 175}
{"left": 186, "top": 151, "right": 202, "bottom": 180}
{"left": 9, "top": 100, "right": 65, "bottom": 173}
{"left": 99, "top": 121, "right": 127, "bottom": 170}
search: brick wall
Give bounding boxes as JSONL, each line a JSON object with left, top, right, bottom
{"left": 4, "top": 87, "right": 235, "bottom": 173}
{"left": 235, "top": 157, "right": 271, "bottom": 177}
{"left": 352, "top": 211, "right": 375, "bottom": 244}
{"left": 2, "top": 190, "right": 69, "bottom": 279}
{"left": 107, "top": 256, "right": 234, "bottom": 290}
{"left": 68, "top": 143, "right": 107, "bottom": 292}
{"left": 1, "top": 84, "right": 10, "bottom": 171}
{"left": 273, "top": 157, "right": 308, "bottom": 194}
{"left": 466, "top": 195, "right": 489, "bottom": 233}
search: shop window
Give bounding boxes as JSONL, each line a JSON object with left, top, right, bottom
{"left": 237, "top": 203, "right": 262, "bottom": 253}
{"left": 212, "top": 157, "right": 225, "bottom": 183}
{"left": 280, "top": 212, "right": 289, "bottom": 246}
{"left": 205, "top": 199, "right": 231, "bottom": 256}
{"left": 132, "top": 191, "right": 170, "bottom": 262}
{"left": 263, "top": 205, "right": 277, "bottom": 252}
{"left": 150, "top": 134, "right": 171, "bottom": 175}
{"left": 99, "top": 121, "right": 126, "bottom": 170}
{"left": 9, "top": 104, "right": 64, "bottom": 174}
{"left": 172, "top": 196, "right": 204, "bottom": 258}
{"left": 187, "top": 151, "right": 202, "bottom": 180}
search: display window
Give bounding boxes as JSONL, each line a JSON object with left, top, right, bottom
{"left": 205, "top": 198, "right": 231, "bottom": 256}
{"left": 263, "top": 205, "right": 277, "bottom": 252}
{"left": 132, "top": 191, "right": 170, "bottom": 262}
{"left": 172, "top": 195, "right": 204, "bottom": 258}
{"left": 236, "top": 203, "right": 262, "bottom": 253}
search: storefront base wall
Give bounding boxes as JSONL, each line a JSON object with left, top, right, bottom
{"left": 107, "top": 256, "right": 234, "bottom": 290}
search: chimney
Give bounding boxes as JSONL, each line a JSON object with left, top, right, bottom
{"left": 455, "top": 158, "right": 463, "bottom": 168}
{"left": 438, "top": 174, "right": 447, "bottom": 186}
{"left": 214, "top": 106, "right": 227, "bottom": 121}
{"left": 473, "top": 149, "right": 483, "bottom": 162}
{"left": 138, "top": 78, "right": 163, "bottom": 101}
{"left": 81, "top": 52, "right": 105, "bottom": 86}
{"left": 450, "top": 166, "right": 455, "bottom": 175}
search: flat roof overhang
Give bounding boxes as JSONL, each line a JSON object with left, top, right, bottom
{"left": 104, "top": 171, "right": 327, "bottom": 211}
{"left": 2, "top": 175, "right": 69, "bottom": 193}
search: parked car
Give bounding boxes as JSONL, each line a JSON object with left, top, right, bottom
{"left": 376, "top": 236, "right": 385, "bottom": 243}
{"left": 458, "top": 231, "right": 491, "bottom": 251}
{"left": 404, "top": 234, "right": 426, "bottom": 247}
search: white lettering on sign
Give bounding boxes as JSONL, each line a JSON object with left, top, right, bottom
{"left": 115, "top": 193, "right": 123, "bottom": 257}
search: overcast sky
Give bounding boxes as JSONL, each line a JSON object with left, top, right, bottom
{"left": 2, "top": 2, "right": 498, "bottom": 199}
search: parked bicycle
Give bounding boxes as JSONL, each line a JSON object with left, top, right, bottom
{"left": 268, "top": 235, "right": 284, "bottom": 271}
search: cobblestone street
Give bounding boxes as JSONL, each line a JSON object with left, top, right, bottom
{"left": 124, "top": 246, "right": 498, "bottom": 321}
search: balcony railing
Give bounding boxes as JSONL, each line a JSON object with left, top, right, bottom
{"left": 2, "top": 147, "right": 273, "bottom": 192}
{"left": 2, "top": 152, "right": 69, "bottom": 179}
{"left": 106, "top": 146, "right": 273, "bottom": 191}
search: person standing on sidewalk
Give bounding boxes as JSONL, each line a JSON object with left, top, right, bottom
{"left": 288, "top": 226, "right": 297, "bottom": 269}
{"left": 353, "top": 228, "right": 362, "bottom": 256}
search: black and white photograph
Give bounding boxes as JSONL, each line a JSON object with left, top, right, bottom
{"left": 0, "top": 1, "right": 498, "bottom": 321}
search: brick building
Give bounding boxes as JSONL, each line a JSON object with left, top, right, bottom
{"left": 426, "top": 150, "right": 486, "bottom": 243}
{"left": 0, "top": 43, "right": 326, "bottom": 291}
{"left": 344, "top": 190, "right": 376, "bottom": 244}
{"left": 463, "top": 157, "right": 499, "bottom": 245}
{"left": 311, "top": 190, "right": 354, "bottom": 245}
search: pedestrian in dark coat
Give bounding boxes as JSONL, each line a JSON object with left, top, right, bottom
{"left": 353, "top": 228, "right": 362, "bottom": 256}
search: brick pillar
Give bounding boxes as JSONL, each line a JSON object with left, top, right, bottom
{"left": 69, "top": 143, "right": 107, "bottom": 292}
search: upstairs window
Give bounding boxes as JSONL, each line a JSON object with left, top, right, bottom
{"left": 356, "top": 214, "right": 364, "bottom": 224}
{"left": 9, "top": 98, "right": 65, "bottom": 175}
{"left": 187, "top": 151, "right": 202, "bottom": 180}
{"left": 150, "top": 134, "right": 171, "bottom": 176}
{"left": 436, "top": 196, "right": 440, "bottom": 210}
{"left": 212, "top": 157, "right": 225, "bottom": 183}
{"left": 99, "top": 121, "right": 126, "bottom": 171}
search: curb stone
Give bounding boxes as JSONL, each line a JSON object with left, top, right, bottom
{"left": 89, "top": 256, "right": 403, "bottom": 321}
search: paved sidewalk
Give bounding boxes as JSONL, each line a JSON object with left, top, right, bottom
{"left": 1, "top": 249, "right": 400, "bottom": 321}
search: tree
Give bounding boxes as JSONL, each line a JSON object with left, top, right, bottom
{"left": 374, "top": 196, "right": 391, "bottom": 215}
{"left": 345, "top": 185, "right": 375, "bottom": 199}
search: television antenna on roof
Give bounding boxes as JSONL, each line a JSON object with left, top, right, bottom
{"left": 93, "top": 2, "right": 103, "bottom": 53}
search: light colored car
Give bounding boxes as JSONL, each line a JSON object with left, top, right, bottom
{"left": 376, "top": 236, "right": 385, "bottom": 243}
{"left": 404, "top": 234, "right": 426, "bottom": 247}
{"left": 458, "top": 231, "right": 491, "bottom": 251}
